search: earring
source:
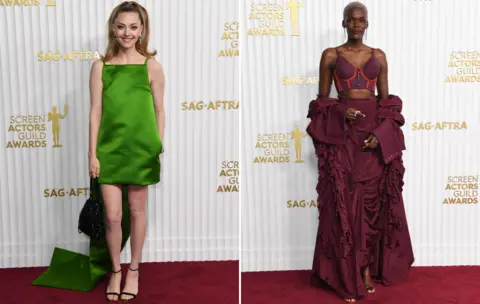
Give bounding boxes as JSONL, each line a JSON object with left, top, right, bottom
{"left": 365, "top": 29, "right": 368, "bottom": 40}
{"left": 344, "top": 28, "right": 346, "bottom": 40}
{"left": 139, "top": 35, "right": 142, "bottom": 44}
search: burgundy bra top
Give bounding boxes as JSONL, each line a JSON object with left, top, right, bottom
{"left": 333, "top": 48, "right": 380, "bottom": 94}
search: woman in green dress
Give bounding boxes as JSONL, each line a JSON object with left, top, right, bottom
{"left": 88, "top": 1, "right": 165, "bottom": 302}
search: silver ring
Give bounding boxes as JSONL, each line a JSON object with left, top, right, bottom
{"left": 355, "top": 111, "right": 359, "bottom": 116}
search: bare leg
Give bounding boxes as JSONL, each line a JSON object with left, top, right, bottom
{"left": 121, "top": 185, "right": 148, "bottom": 301}
{"left": 102, "top": 184, "right": 123, "bottom": 301}
{"left": 363, "top": 267, "right": 375, "bottom": 294}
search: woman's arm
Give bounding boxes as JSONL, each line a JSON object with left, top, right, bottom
{"left": 375, "top": 48, "right": 389, "bottom": 100}
{"left": 149, "top": 59, "right": 166, "bottom": 142}
{"left": 365, "top": 49, "right": 391, "bottom": 149}
{"left": 88, "top": 59, "right": 103, "bottom": 160}
{"left": 318, "top": 48, "right": 336, "bottom": 98}
{"left": 308, "top": 48, "right": 357, "bottom": 145}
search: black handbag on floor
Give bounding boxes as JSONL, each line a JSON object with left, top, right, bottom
{"left": 78, "top": 177, "right": 105, "bottom": 240}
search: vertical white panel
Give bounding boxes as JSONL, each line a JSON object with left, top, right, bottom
{"left": 241, "top": 0, "right": 480, "bottom": 272}
{"left": 0, "top": 0, "right": 239, "bottom": 268}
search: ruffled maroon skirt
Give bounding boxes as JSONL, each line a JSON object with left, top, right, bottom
{"left": 307, "top": 96, "right": 414, "bottom": 299}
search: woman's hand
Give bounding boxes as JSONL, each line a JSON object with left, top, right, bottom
{"left": 345, "top": 108, "right": 365, "bottom": 121}
{"left": 363, "top": 134, "right": 378, "bottom": 149}
{"left": 89, "top": 156, "right": 100, "bottom": 178}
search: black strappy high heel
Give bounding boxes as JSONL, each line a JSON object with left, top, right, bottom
{"left": 105, "top": 268, "right": 122, "bottom": 302}
{"left": 120, "top": 266, "right": 139, "bottom": 302}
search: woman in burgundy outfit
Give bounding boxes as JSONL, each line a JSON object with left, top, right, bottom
{"left": 307, "top": 2, "right": 414, "bottom": 302}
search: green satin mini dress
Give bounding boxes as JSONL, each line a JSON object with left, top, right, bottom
{"left": 97, "top": 57, "right": 162, "bottom": 185}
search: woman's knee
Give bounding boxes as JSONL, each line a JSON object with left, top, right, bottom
{"left": 101, "top": 184, "right": 124, "bottom": 227}
{"left": 105, "top": 209, "right": 122, "bottom": 227}
{"left": 129, "top": 201, "right": 146, "bottom": 219}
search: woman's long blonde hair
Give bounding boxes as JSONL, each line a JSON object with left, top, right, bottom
{"left": 102, "top": 1, "right": 157, "bottom": 62}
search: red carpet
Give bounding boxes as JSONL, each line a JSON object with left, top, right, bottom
{"left": 242, "top": 266, "right": 480, "bottom": 304}
{"left": 0, "top": 261, "right": 238, "bottom": 304}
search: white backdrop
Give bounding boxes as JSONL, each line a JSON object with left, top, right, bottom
{"left": 241, "top": 0, "right": 480, "bottom": 271}
{"left": 0, "top": 0, "right": 239, "bottom": 268}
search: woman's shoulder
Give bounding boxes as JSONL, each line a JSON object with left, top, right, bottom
{"left": 146, "top": 57, "right": 165, "bottom": 78}
{"left": 322, "top": 47, "right": 338, "bottom": 56}
{"left": 371, "top": 47, "right": 386, "bottom": 58}
{"left": 90, "top": 59, "right": 104, "bottom": 76}
{"left": 146, "top": 57, "right": 162, "bottom": 68}
{"left": 320, "top": 47, "right": 338, "bottom": 62}
{"left": 92, "top": 58, "right": 104, "bottom": 67}
{"left": 371, "top": 48, "right": 387, "bottom": 64}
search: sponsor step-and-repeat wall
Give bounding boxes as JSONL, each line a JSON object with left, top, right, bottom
{"left": 2, "top": 0, "right": 479, "bottom": 273}
{"left": 0, "top": 0, "right": 239, "bottom": 268}
{"left": 241, "top": 0, "right": 480, "bottom": 271}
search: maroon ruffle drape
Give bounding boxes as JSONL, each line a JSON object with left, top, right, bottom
{"left": 307, "top": 95, "right": 414, "bottom": 299}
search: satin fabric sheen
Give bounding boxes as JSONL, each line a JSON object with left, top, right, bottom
{"left": 33, "top": 59, "right": 160, "bottom": 290}
{"left": 97, "top": 60, "right": 162, "bottom": 185}
{"left": 32, "top": 187, "right": 130, "bottom": 291}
